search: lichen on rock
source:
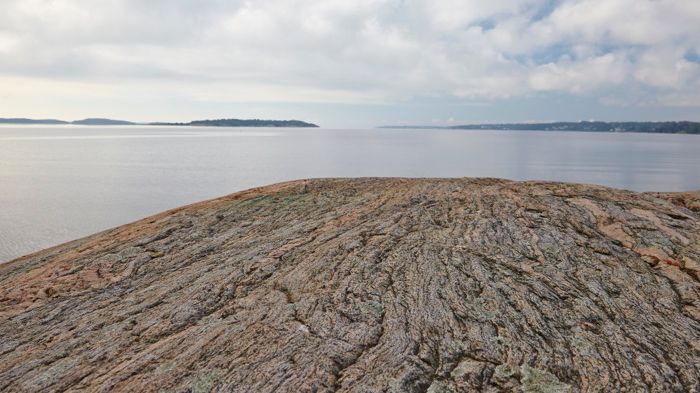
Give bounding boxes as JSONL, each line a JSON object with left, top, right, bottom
{"left": 520, "top": 365, "right": 572, "bottom": 393}
{"left": 0, "top": 178, "right": 699, "bottom": 392}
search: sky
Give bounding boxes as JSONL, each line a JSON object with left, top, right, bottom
{"left": 0, "top": 0, "right": 699, "bottom": 128}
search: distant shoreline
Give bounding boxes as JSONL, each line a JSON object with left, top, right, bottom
{"left": 0, "top": 117, "right": 320, "bottom": 128}
{"left": 381, "top": 121, "right": 700, "bottom": 134}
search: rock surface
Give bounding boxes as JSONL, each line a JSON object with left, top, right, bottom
{"left": 1, "top": 178, "right": 699, "bottom": 392}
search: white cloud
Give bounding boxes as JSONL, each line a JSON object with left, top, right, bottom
{"left": 633, "top": 49, "right": 699, "bottom": 89}
{"left": 0, "top": 0, "right": 699, "bottom": 123}
{"left": 528, "top": 53, "right": 629, "bottom": 93}
{"left": 0, "top": 32, "right": 20, "bottom": 53}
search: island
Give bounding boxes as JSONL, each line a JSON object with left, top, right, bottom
{"left": 0, "top": 118, "right": 68, "bottom": 125}
{"left": 382, "top": 121, "right": 700, "bottom": 134}
{"left": 71, "top": 118, "right": 136, "bottom": 126}
{"left": 0, "top": 117, "right": 319, "bottom": 128}
{"left": 1, "top": 178, "right": 698, "bottom": 392}
{"left": 150, "top": 119, "right": 319, "bottom": 128}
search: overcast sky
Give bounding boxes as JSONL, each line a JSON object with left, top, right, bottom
{"left": 1, "top": 0, "right": 699, "bottom": 127}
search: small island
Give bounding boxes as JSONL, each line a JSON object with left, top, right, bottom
{"left": 71, "top": 118, "right": 136, "bottom": 126}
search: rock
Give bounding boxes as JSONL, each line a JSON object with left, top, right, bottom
{"left": 0, "top": 178, "right": 699, "bottom": 392}
{"left": 520, "top": 365, "right": 571, "bottom": 393}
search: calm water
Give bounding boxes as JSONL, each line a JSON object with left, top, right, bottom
{"left": 1, "top": 125, "right": 699, "bottom": 262}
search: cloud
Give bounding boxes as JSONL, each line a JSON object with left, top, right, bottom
{"left": 0, "top": 0, "right": 699, "bottom": 123}
{"left": 633, "top": 48, "right": 699, "bottom": 89}
{"left": 528, "top": 53, "right": 630, "bottom": 93}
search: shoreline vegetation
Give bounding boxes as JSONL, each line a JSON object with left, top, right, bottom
{"left": 381, "top": 120, "right": 700, "bottom": 134}
{"left": 0, "top": 118, "right": 319, "bottom": 128}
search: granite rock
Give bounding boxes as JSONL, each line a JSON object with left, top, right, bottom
{"left": 1, "top": 178, "right": 699, "bottom": 392}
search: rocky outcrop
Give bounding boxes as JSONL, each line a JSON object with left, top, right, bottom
{"left": 1, "top": 178, "right": 699, "bottom": 392}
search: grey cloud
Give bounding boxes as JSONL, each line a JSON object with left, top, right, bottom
{"left": 1, "top": 0, "right": 699, "bottom": 125}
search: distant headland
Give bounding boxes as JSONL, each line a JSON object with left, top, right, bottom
{"left": 381, "top": 121, "right": 700, "bottom": 134}
{"left": 150, "top": 119, "right": 319, "bottom": 127}
{"left": 0, "top": 118, "right": 69, "bottom": 125}
{"left": 0, "top": 118, "right": 319, "bottom": 128}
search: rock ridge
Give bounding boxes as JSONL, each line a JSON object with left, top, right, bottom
{"left": 0, "top": 178, "right": 699, "bottom": 392}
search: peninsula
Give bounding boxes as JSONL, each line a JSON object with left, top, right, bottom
{"left": 382, "top": 121, "right": 700, "bottom": 134}
{"left": 1, "top": 178, "right": 698, "bottom": 392}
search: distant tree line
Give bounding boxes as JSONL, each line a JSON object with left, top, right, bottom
{"left": 151, "top": 119, "right": 319, "bottom": 128}
{"left": 0, "top": 118, "right": 68, "bottom": 124}
{"left": 446, "top": 121, "right": 700, "bottom": 134}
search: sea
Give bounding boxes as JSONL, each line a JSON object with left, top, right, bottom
{"left": 1, "top": 125, "right": 699, "bottom": 262}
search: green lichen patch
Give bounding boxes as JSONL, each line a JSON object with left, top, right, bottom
{"left": 426, "top": 380, "right": 456, "bottom": 393}
{"left": 494, "top": 363, "right": 517, "bottom": 379}
{"left": 520, "top": 365, "right": 572, "bottom": 393}
{"left": 238, "top": 195, "right": 269, "bottom": 206}
{"left": 451, "top": 359, "right": 484, "bottom": 379}
{"left": 360, "top": 300, "right": 385, "bottom": 319}
{"left": 190, "top": 368, "right": 225, "bottom": 393}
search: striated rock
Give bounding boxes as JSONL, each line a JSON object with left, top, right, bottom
{"left": 0, "top": 178, "right": 699, "bottom": 392}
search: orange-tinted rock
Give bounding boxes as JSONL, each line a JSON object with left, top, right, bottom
{"left": 0, "top": 178, "right": 699, "bottom": 392}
